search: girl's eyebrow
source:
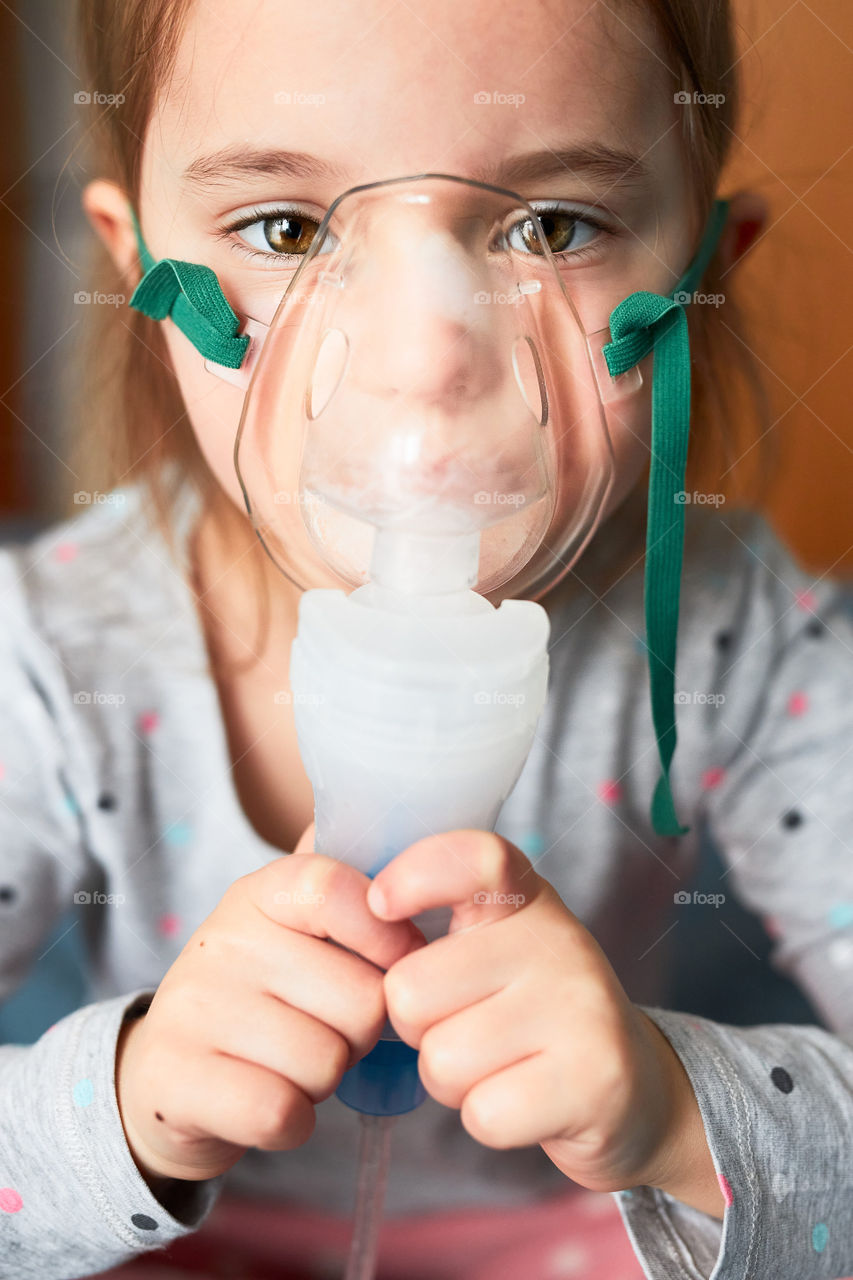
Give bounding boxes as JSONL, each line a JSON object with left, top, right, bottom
{"left": 182, "top": 146, "right": 347, "bottom": 188}
{"left": 489, "top": 144, "right": 651, "bottom": 190}
{"left": 180, "top": 142, "right": 651, "bottom": 193}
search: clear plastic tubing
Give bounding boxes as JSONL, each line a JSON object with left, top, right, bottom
{"left": 344, "top": 1114, "right": 396, "bottom": 1280}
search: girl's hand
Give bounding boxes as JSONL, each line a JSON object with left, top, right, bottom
{"left": 116, "top": 850, "right": 424, "bottom": 1185}
{"left": 368, "top": 830, "right": 724, "bottom": 1217}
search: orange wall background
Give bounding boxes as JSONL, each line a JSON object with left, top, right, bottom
{"left": 727, "top": 0, "right": 853, "bottom": 573}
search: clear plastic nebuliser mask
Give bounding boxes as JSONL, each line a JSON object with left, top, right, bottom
{"left": 230, "top": 174, "right": 623, "bottom": 603}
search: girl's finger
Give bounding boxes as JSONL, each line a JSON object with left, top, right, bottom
{"left": 460, "top": 1051, "right": 571, "bottom": 1151}
{"left": 383, "top": 904, "right": 563, "bottom": 1034}
{"left": 415, "top": 984, "right": 543, "bottom": 1106}
{"left": 201, "top": 911, "right": 389, "bottom": 1062}
{"left": 368, "top": 830, "right": 543, "bottom": 932}
{"left": 249, "top": 853, "right": 425, "bottom": 972}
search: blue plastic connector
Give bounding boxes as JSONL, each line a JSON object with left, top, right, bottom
{"left": 336, "top": 1034, "right": 426, "bottom": 1115}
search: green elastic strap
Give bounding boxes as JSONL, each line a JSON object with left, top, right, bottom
{"left": 127, "top": 209, "right": 250, "bottom": 370}
{"left": 603, "top": 199, "right": 730, "bottom": 838}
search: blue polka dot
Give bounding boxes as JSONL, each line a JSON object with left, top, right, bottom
{"left": 164, "top": 821, "right": 192, "bottom": 847}
{"left": 72, "top": 1078, "right": 94, "bottom": 1107}
{"left": 812, "top": 1222, "right": 829, "bottom": 1253}
{"left": 828, "top": 902, "right": 853, "bottom": 929}
{"left": 519, "top": 830, "right": 545, "bottom": 857}
{"left": 621, "top": 1189, "right": 634, "bottom": 1199}
{"left": 63, "top": 791, "right": 80, "bottom": 816}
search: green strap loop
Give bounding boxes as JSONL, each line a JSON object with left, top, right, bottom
{"left": 128, "top": 210, "right": 250, "bottom": 370}
{"left": 603, "top": 199, "right": 730, "bottom": 838}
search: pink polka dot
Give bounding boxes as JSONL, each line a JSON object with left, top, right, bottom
{"left": 763, "top": 914, "right": 783, "bottom": 939}
{"left": 0, "top": 762, "right": 5, "bottom": 782}
{"left": 701, "top": 767, "right": 726, "bottom": 791}
{"left": 138, "top": 711, "right": 160, "bottom": 735}
{"left": 53, "top": 542, "right": 78, "bottom": 564}
{"left": 787, "top": 691, "right": 809, "bottom": 716}
{"left": 596, "top": 779, "right": 622, "bottom": 805}
{"left": 0, "top": 1188, "right": 23, "bottom": 1213}
{"left": 795, "top": 589, "right": 817, "bottom": 613}
{"left": 718, "top": 1173, "right": 734, "bottom": 1208}
{"left": 157, "top": 913, "right": 181, "bottom": 938}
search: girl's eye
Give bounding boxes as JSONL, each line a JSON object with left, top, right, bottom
{"left": 223, "top": 202, "right": 606, "bottom": 263}
{"left": 508, "top": 206, "right": 606, "bottom": 258}
{"left": 224, "top": 207, "right": 333, "bottom": 260}
{"left": 237, "top": 212, "right": 321, "bottom": 256}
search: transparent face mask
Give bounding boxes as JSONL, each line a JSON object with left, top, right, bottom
{"left": 128, "top": 176, "right": 730, "bottom": 837}
{"left": 225, "top": 174, "right": 642, "bottom": 601}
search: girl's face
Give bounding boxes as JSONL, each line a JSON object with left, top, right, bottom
{"left": 136, "top": 0, "right": 692, "bottom": 552}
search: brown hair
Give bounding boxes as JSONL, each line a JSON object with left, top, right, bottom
{"left": 71, "top": 0, "right": 770, "bottom": 629}
{"left": 71, "top": 0, "right": 273, "bottom": 670}
{"left": 640, "top": 0, "right": 771, "bottom": 494}
{"left": 72, "top": 0, "right": 213, "bottom": 540}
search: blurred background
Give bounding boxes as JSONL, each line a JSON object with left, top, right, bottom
{"left": 1, "top": 0, "right": 852, "bottom": 564}
{"left": 0, "top": 1, "right": 849, "bottom": 1037}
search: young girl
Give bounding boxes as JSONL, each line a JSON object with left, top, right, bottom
{"left": 2, "top": 1, "right": 852, "bottom": 1277}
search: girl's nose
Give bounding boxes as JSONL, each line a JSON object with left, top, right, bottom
{"left": 345, "top": 227, "right": 503, "bottom": 411}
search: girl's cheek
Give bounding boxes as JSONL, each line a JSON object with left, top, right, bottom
{"left": 600, "top": 376, "right": 654, "bottom": 513}
{"left": 162, "top": 326, "right": 247, "bottom": 510}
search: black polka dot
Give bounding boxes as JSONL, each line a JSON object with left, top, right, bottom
{"left": 771, "top": 1066, "right": 794, "bottom": 1094}
{"left": 97, "top": 792, "right": 118, "bottom": 811}
{"left": 0, "top": 885, "right": 15, "bottom": 904}
{"left": 130, "top": 1213, "right": 159, "bottom": 1231}
{"left": 714, "top": 630, "right": 732, "bottom": 651}
{"left": 781, "top": 809, "right": 804, "bottom": 830}
{"left": 806, "top": 619, "right": 825, "bottom": 638}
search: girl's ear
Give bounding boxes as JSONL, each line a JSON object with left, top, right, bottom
{"left": 81, "top": 179, "right": 141, "bottom": 286}
{"left": 717, "top": 190, "right": 769, "bottom": 276}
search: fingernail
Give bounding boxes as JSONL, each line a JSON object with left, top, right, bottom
{"left": 368, "top": 881, "right": 388, "bottom": 917}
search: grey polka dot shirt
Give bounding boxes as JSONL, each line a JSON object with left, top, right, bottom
{"left": 1, "top": 479, "right": 852, "bottom": 1278}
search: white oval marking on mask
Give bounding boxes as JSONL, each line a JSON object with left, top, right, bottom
{"left": 307, "top": 328, "right": 349, "bottom": 420}
{"left": 512, "top": 334, "right": 548, "bottom": 427}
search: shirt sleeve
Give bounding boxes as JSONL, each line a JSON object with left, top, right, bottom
{"left": 1, "top": 990, "right": 227, "bottom": 1279}
{"left": 0, "top": 550, "right": 225, "bottom": 1276}
{"left": 614, "top": 517, "right": 853, "bottom": 1279}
